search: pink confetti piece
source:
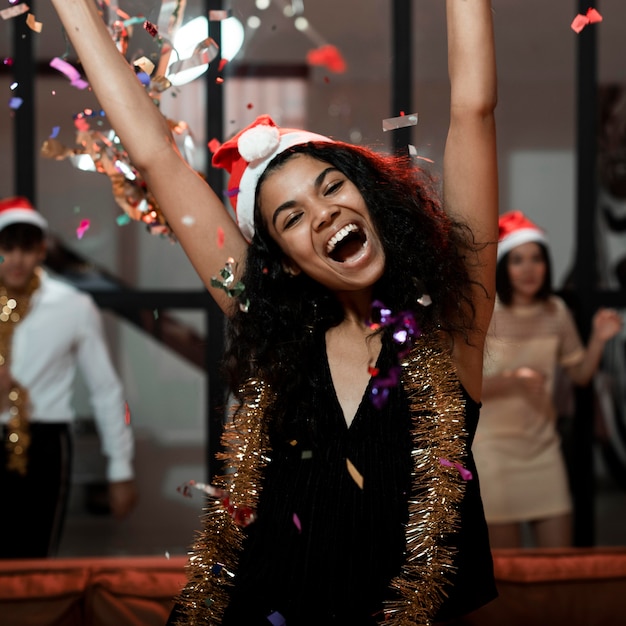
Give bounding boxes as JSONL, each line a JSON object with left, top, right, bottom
{"left": 571, "top": 8, "right": 603, "bottom": 34}
{"left": 49, "top": 57, "right": 89, "bottom": 90}
{"left": 346, "top": 458, "right": 364, "bottom": 489}
{"left": 209, "top": 9, "right": 230, "bottom": 21}
{"left": 0, "top": 3, "right": 29, "bottom": 20}
{"left": 292, "top": 512, "right": 302, "bottom": 533}
{"left": 76, "top": 219, "right": 90, "bottom": 239}
{"left": 217, "top": 226, "right": 225, "bottom": 248}
{"left": 439, "top": 458, "right": 473, "bottom": 481}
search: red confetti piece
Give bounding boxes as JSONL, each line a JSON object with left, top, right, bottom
{"left": 439, "top": 458, "right": 473, "bottom": 481}
{"left": 218, "top": 58, "right": 228, "bottom": 72}
{"left": 368, "top": 365, "right": 380, "bottom": 377}
{"left": 143, "top": 20, "right": 158, "bottom": 37}
{"left": 76, "top": 219, "right": 90, "bottom": 239}
{"left": 215, "top": 77, "right": 224, "bottom": 84}
{"left": 571, "top": 8, "right": 603, "bottom": 34}
{"left": 124, "top": 402, "right": 131, "bottom": 425}
{"left": 306, "top": 44, "right": 347, "bottom": 73}
{"left": 246, "top": 103, "right": 254, "bottom": 109}
{"left": 217, "top": 226, "right": 225, "bottom": 248}
{"left": 208, "top": 138, "right": 222, "bottom": 153}
{"left": 74, "top": 116, "right": 90, "bottom": 132}
{"left": 292, "top": 512, "right": 302, "bottom": 533}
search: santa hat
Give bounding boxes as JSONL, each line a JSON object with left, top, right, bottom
{"left": 497, "top": 210, "right": 548, "bottom": 260}
{"left": 0, "top": 197, "right": 48, "bottom": 233}
{"left": 212, "top": 114, "right": 334, "bottom": 241}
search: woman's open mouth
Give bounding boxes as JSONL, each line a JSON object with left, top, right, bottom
{"left": 326, "top": 223, "right": 368, "bottom": 263}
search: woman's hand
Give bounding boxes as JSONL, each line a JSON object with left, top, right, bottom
{"left": 592, "top": 308, "right": 623, "bottom": 343}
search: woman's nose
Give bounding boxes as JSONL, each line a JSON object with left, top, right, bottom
{"left": 313, "top": 204, "right": 340, "bottom": 231}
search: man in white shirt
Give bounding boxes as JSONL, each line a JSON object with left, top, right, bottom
{"left": 0, "top": 196, "right": 137, "bottom": 558}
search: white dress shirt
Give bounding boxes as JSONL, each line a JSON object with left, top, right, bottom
{"left": 1, "top": 271, "right": 133, "bottom": 482}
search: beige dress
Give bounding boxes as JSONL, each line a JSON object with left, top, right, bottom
{"left": 473, "top": 296, "right": 585, "bottom": 523}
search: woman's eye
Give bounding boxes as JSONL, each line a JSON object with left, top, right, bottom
{"left": 284, "top": 213, "right": 302, "bottom": 229}
{"left": 324, "top": 180, "right": 344, "bottom": 195}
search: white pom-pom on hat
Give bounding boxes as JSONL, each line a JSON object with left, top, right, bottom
{"left": 238, "top": 124, "right": 280, "bottom": 162}
{"left": 212, "top": 115, "right": 334, "bottom": 242}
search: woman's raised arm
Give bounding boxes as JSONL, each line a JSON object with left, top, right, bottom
{"left": 443, "top": 0, "right": 499, "bottom": 399}
{"left": 50, "top": 0, "right": 248, "bottom": 314}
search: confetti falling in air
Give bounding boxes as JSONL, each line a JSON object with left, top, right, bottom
{"left": 49, "top": 126, "right": 60, "bottom": 139}
{"left": 116, "top": 214, "right": 131, "bottom": 226}
{"left": 571, "top": 8, "right": 603, "bottom": 33}
{"left": 306, "top": 44, "right": 346, "bottom": 73}
{"left": 208, "top": 138, "right": 222, "bottom": 153}
{"left": 382, "top": 112, "right": 418, "bottom": 132}
{"left": 49, "top": 57, "right": 89, "bottom": 90}
{"left": 165, "top": 551, "right": 170, "bottom": 559}
{"left": 292, "top": 512, "right": 302, "bottom": 533}
{"left": 217, "top": 227, "right": 225, "bottom": 248}
{"left": 266, "top": 611, "right": 287, "bottom": 626}
{"left": 439, "top": 458, "right": 473, "bottom": 481}
{"left": 168, "top": 38, "right": 219, "bottom": 76}
{"left": 25, "top": 12, "right": 42, "bottom": 32}
{"left": 346, "top": 458, "right": 364, "bottom": 489}
{"left": 209, "top": 10, "right": 231, "bottom": 20}
{"left": 133, "top": 56, "right": 155, "bottom": 76}
{"left": 143, "top": 20, "right": 158, "bottom": 37}
{"left": 124, "top": 402, "right": 131, "bottom": 425}
{"left": 76, "top": 219, "right": 90, "bottom": 239}
{"left": 181, "top": 215, "right": 195, "bottom": 226}
{"left": 0, "top": 3, "right": 29, "bottom": 20}
{"left": 9, "top": 97, "right": 23, "bottom": 110}
{"left": 177, "top": 479, "right": 225, "bottom": 499}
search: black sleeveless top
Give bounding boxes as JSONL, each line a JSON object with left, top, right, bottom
{"left": 222, "top": 333, "right": 497, "bottom": 625}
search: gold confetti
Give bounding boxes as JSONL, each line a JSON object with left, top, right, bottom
{"left": 26, "top": 13, "right": 42, "bottom": 32}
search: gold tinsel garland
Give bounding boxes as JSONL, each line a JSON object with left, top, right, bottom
{"left": 383, "top": 335, "right": 468, "bottom": 626}
{"left": 174, "top": 379, "right": 275, "bottom": 625}
{"left": 175, "top": 335, "right": 467, "bottom": 625}
{"left": 1, "top": 271, "right": 41, "bottom": 476}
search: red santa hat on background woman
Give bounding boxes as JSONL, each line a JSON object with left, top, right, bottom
{"left": 497, "top": 210, "right": 548, "bottom": 261}
{"left": 212, "top": 114, "right": 334, "bottom": 242}
{"left": 0, "top": 196, "right": 48, "bottom": 232}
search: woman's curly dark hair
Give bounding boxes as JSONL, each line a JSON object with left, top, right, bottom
{"left": 222, "top": 141, "right": 482, "bottom": 418}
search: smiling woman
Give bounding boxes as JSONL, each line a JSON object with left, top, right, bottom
{"left": 49, "top": 0, "right": 499, "bottom": 624}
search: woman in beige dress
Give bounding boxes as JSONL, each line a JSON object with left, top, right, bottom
{"left": 474, "top": 211, "right": 622, "bottom": 548}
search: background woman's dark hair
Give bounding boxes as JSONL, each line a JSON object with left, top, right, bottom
{"left": 496, "top": 242, "right": 553, "bottom": 305}
{"left": 222, "top": 141, "right": 484, "bottom": 420}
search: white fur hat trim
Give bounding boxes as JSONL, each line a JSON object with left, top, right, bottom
{"left": 236, "top": 130, "right": 334, "bottom": 241}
